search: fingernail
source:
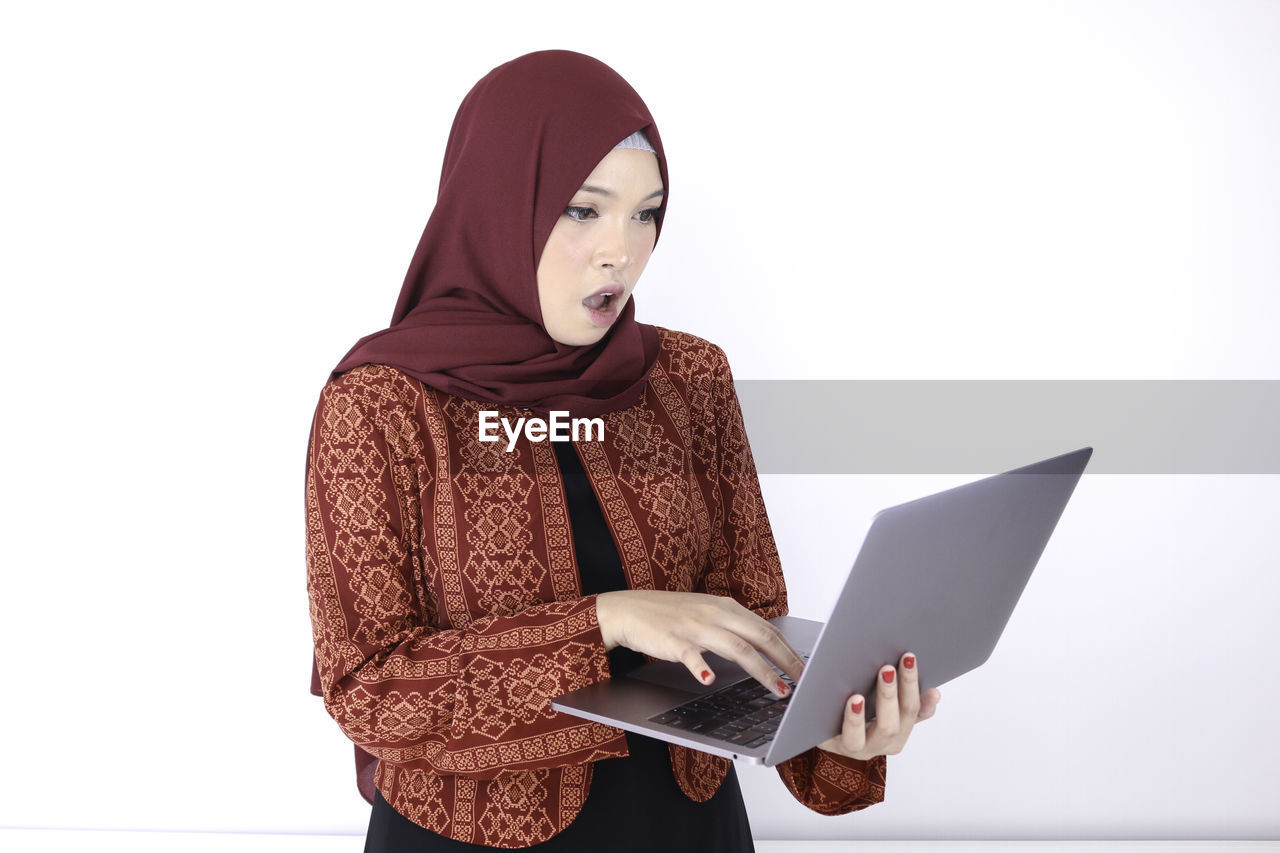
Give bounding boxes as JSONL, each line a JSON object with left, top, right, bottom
{"left": 904, "top": 654, "right": 915, "bottom": 670}
{"left": 882, "top": 668, "right": 895, "bottom": 684}
{"left": 776, "top": 679, "right": 789, "bottom": 696}
{"left": 851, "top": 698, "right": 864, "bottom": 714}
{"left": 701, "top": 670, "right": 712, "bottom": 683}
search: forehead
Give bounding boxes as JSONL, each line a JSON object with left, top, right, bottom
{"left": 578, "top": 148, "right": 663, "bottom": 193}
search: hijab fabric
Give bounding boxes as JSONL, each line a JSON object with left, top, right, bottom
{"left": 331, "top": 50, "right": 669, "bottom": 417}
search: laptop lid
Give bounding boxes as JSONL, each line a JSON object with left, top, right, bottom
{"left": 554, "top": 447, "right": 1093, "bottom": 766}
{"left": 764, "top": 446, "right": 1091, "bottom": 763}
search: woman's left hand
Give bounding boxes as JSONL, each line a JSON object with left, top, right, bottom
{"left": 816, "top": 651, "right": 942, "bottom": 761}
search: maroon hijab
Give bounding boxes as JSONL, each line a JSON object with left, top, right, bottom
{"left": 331, "top": 50, "right": 668, "bottom": 417}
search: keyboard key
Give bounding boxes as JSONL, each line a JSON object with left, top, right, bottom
{"left": 649, "top": 672, "right": 796, "bottom": 744}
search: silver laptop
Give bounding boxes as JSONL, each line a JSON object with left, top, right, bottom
{"left": 551, "top": 447, "right": 1092, "bottom": 766}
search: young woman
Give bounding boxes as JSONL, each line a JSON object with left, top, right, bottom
{"left": 305, "top": 49, "right": 941, "bottom": 852}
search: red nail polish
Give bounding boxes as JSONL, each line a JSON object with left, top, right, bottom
{"left": 851, "top": 698, "right": 864, "bottom": 714}
{"left": 882, "top": 669, "right": 895, "bottom": 684}
{"left": 904, "top": 655, "right": 915, "bottom": 670}
{"left": 776, "top": 679, "right": 789, "bottom": 696}
{"left": 701, "top": 670, "right": 711, "bottom": 682}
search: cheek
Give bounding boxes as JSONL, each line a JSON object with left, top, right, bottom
{"left": 543, "top": 225, "right": 592, "bottom": 276}
{"left": 537, "top": 225, "right": 588, "bottom": 308}
{"left": 632, "top": 229, "right": 657, "bottom": 274}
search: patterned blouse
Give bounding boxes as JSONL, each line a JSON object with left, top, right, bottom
{"left": 305, "top": 328, "right": 887, "bottom": 848}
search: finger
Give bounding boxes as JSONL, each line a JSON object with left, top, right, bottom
{"left": 899, "top": 652, "right": 922, "bottom": 722}
{"left": 678, "top": 649, "right": 717, "bottom": 687}
{"left": 918, "top": 687, "right": 942, "bottom": 721}
{"left": 700, "top": 627, "right": 792, "bottom": 698}
{"left": 745, "top": 622, "right": 805, "bottom": 684}
{"left": 756, "top": 622, "right": 807, "bottom": 682}
{"left": 719, "top": 600, "right": 807, "bottom": 682}
{"left": 866, "top": 665, "right": 901, "bottom": 753}
{"left": 840, "top": 694, "right": 868, "bottom": 754}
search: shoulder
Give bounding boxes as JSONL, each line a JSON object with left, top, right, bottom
{"left": 314, "top": 364, "right": 425, "bottom": 457}
{"left": 653, "top": 326, "right": 733, "bottom": 382}
{"left": 650, "top": 328, "right": 742, "bottom": 443}
{"left": 323, "top": 363, "right": 422, "bottom": 406}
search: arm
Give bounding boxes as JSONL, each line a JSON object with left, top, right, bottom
{"left": 699, "top": 345, "right": 887, "bottom": 815}
{"left": 305, "top": 369, "right": 626, "bottom": 780}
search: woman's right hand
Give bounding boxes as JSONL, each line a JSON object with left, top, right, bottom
{"left": 595, "top": 590, "right": 805, "bottom": 698}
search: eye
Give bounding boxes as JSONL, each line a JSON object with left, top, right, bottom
{"left": 564, "top": 205, "right": 597, "bottom": 222}
{"left": 635, "top": 207, "right": 663, "bottom": 225}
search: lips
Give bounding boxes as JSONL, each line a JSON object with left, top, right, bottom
{"left": 582, "top": 284, "right": 625, "bottom": 328}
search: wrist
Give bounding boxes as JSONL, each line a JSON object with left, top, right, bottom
{"left": 595, "top": 591, "right": 622, "bottom": 651}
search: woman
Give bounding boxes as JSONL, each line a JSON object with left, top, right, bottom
{"left": 305, "top": 50, "right": 941, "bottom": 851}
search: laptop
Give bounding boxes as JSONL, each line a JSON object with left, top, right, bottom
{"left": 551, "top": 447, "right": 1092, "bottom": 766}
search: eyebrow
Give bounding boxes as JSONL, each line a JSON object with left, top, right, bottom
{"left": 578, "top": 185, "right": 666, "bottom": 202}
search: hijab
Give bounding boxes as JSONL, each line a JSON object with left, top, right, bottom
{"left": 330, "top": 50, "right": 669, "bottom": 417}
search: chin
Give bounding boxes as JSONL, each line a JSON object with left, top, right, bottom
{"left": 572, "top": 328, "right": 609, "bottom": 347}
{"left": 546, "top": 324, "right": 607, "bottom": 347}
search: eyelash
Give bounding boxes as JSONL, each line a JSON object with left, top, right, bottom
{"left": 563, "top": 206, "right": 663, "bottom": 225}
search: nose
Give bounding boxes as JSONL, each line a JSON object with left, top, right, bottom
{"left": 594, "top": 218, "right": 634, "bottom": 271}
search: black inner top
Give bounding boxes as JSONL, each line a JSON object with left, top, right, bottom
{"left": 552, "top": 440, "right": 648, "bottom": 676}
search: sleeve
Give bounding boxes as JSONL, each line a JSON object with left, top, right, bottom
{"left": 698, "top": 344, "right": 888, "bottom": 815}
{"left": 305, "top": 370, "right": 626, "bottom": 781}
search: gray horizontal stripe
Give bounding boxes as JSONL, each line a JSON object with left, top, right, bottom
{"left": 733, "top": 381, "right": 1280, "bottom": 474}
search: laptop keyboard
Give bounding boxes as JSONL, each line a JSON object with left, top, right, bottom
{"left": 647, "top": 668, "right": 799, "bottom": 749}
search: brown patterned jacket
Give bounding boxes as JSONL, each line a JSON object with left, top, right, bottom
{"left": 305, "top": 328, "right": 887, "bottom": 848}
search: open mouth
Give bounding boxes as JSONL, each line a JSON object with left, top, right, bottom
{"left": 582, "top": 293, "right": 615, "bottom": 312}
{"left": 582, "top": 289, "right": 624, "bottom": 328}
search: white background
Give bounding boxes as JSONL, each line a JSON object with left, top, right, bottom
{"left": 1, "top": 0, "right": 1277, "bottom": 843}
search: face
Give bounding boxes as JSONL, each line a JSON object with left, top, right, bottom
{"left": 536, "top": 147, "right": 664, "bottom": 346}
